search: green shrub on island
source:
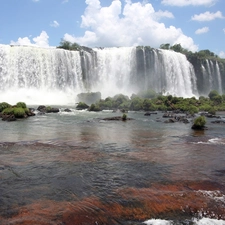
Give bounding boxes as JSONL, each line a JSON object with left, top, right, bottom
{"left": 46, "top": 106, "right": 52, "bottom": 113}
{"left": 2, "top": 106, "right": 28, "bottom": 118}
{"left": 122, "top": 113, "right": 127, "bottom": 121}
{"left": 76, "top": 102, "right": 89, "bottom": 110}
{"left": 16, "top": 102, "right": 27, "bottom": 108}
{"left": 192, "top": 116, "right": 206, "bottom": 130}
{"left": 2, "top": 107, "right": 14, "bottom": 115}
{"left": 13, "top": 107, "right": 27, "bottom": 118}
{"left": 0, "top": 102, "right": 11, "bottom": 112}
{"left": 89, "top": 103, "right": 101, "bottom": 112}
{"left": 0, "top": 102, "right": 34, "bottom": 120}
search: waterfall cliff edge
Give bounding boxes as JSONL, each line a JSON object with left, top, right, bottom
{"left": 0, "top": 45, "right": 224, "bottom": 105}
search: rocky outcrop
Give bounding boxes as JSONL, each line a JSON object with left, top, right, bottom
{"left": 37, "top": 105, "right": 60, "bottom": 113}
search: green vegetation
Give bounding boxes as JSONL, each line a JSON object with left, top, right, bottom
{"left": 13, "top": 107, "right": 27, "bottom": 118}
{"left": 57, "top": 40, "right": 81, "bottom": 51}
{"left": 46, "top": 106, "right": 52, "bottom": 113}
{"left": 82, "top": 89, "right": 225, "bottom": 114}
{"left": 122, "top": 113, "right": 127, "bottom": 121}
{"left": 89, "top": 103, "right": 101, "bottom": 112}
{"left": 16, "top": 102, "right": 27, "bottom": 108}
{"left": 0, "top": 102, "right": 11, "bottom": 112}
{"left": 76, "top": 102, "right": 89, "bottom": 110}
{"left": 192, "top": 116, "right": 206, "bottom": 130}
{"left": 0, "top": 102, "right": 32, "bottom": 119}
{"left": 160, "top": 43, "right": 225, "bottom": 63}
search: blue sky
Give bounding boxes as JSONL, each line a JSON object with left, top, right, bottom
{"left": 1, "top": 0, "right": 225, "bottom": 57}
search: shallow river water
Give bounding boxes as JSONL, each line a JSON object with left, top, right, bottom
{"left": 1, "top": 109, "right": 225, "bottom": 225}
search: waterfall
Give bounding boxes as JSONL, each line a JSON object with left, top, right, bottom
{"left": 160, "top": 49, "right": 197, "bottom": 97}
{"left": 216, "top": 61, "right": 223, "bottom": 94}
{"left": 91, "top": 47, "right": 136, "bottom": 98}
{"left": 200, "top": 59, "right": 223, "bottom": 96}
{"left": 1, "top": 44, "right": 223, "bottom": 105}
{"left": 0, "top": 45, "right": 86, "bottom": 105}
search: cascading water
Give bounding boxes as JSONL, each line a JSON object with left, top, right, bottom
{"left": 0, "top": 44, "right": 223, "bottom": 105}
{"left": 158, "top": 49, "right": 198, "bottom": 97}
{"left": 216, "top": 61, "right": 223, "bottom": 94}
{"left": 0, "top": 45, "right": 85, "bottom": 105}
{"left": 200, "top": 59, "right": 223, "bottom": 96}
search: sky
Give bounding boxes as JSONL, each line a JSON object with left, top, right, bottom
{"left": 0, "top": 0, "right": 225, "bottom": 57}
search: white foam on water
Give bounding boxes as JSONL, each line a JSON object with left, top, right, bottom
{"left": 193, "top": 218, "right": 225, "bottom": 225}
{"left": 197, "top": 190, "right": 225, "bottom": 203}
{"left": 144, "top": 218, "right": 225, "bottom": 225}
{"left": 195, "top": 138, "right": 225, "bottom": 145}
{"left": 144, "top": 219, "right": 172, "bottom": 225}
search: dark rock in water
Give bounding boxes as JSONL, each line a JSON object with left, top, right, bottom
{"left": 77, "top": 92, "right": 101, "bottom": 105}
{"left": 101, "top": 116, "right": 134, "bottom": 121}
{"left": 163, "top": 112, "right": 174, "bottom": 118}
{"left": 26, "top": 111, "right": 35, "bottom": 116}
{"left": 37, "top": 105, "right": 46, "bottom": 113}
{"left": 1, "top": 114, "right": 16, "bottom": 121}
{"left": 48, "top": 108, "right": 60, "bottom": 113}
{"left": 144, "top": 112, "right": 151, "bottom": 116}
{"left": 64, "top": 108, "right": 72, "bottom": 112}
{"left": 120, "top": 109, "right": 128, "bottom": 113}
{"left": 182, "top": 118, "right": 190, "bottom": 124}
{"left": 164, "top": 118, "right": 177, "bottom": 123}
{"left": 211, "top": 120, "right": 225, "bottom": 124}
{"left": 191, "top": 124, "right": 207, "bottom": 130}
{"left": 37, "top": 105, "right": 59, "bottom": 113}
{"left": 200, "top": 112, "right": 221, "bottom": 119}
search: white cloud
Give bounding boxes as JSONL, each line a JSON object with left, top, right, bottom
{"left": 161, "top": 0, "right": 217, "bottom": 7}
{"left": 219, "top": 51, "right": 225, "bottom": 58}
{"left": 64, "top": 0, "right": 198, "bottom": 52}
{"left": 195, "top": 26, "right": 209, "bottom": 34}
{"left": 191, "top": 11, "right": 224, "bottom": 21}
{"left": 50, "top": 20, "right": 60, "bottom": 28}
{"left": 10, "top": 31, "right": 50, "bottom": 48}
{"left": 32, "top": 0, "right": 40, "bottom": 2}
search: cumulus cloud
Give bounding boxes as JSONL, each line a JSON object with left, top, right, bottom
{"left": 191, "top": 11, "right": 224, "bottom": 21}
{"left": 195, "top": 26, "right": 209, "bottom": 34}
{"left": 10, "top": 31, "right": 50, "bottom": 48}
{"left": 64, "top": 0, "right": 198, "bottom": 52}
{"left": 219, "top": 51, "right": 225, "bottom": 58}
{"left": 50, "top": 20, "right": 60, "bottom": 27}
{"left": 161, "top": 0, "right": 217, "bottom": 7}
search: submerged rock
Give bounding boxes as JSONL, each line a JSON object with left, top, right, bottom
{"left": 101, "top": 116, "right": 134, "bottom": 121}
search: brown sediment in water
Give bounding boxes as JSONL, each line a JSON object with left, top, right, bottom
{"left": 1, "top": 181, "right": 225, "bottom": 225}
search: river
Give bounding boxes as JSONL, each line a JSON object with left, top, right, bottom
{"left": 0, "top": 109, "right": 225, "bottom": 224}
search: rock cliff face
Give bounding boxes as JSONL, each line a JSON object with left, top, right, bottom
{"left": 0, "top": 44, "right": 224, "bottom": 104}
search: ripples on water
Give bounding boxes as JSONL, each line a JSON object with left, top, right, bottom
{"left": 0, "top": 109, "right": 225, "bottom": 224}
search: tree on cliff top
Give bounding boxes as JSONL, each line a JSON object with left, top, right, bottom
{"left": 57, "top": 40, "right": 81, "bottom": 51}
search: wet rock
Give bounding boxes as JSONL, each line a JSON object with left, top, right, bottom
{"left": 37, "top": 105, "right": 59, "bottom": 113}
{"left": 144, "top": 112, "right": 151, "bottom": 116}
{"left": 101, "top": 116, "right": 134, "bottom": 121}
{"left": 64, "top": 108, "right": 72, "bottom": 112}
{"left": 0, "top": 113, "right": 16, "bottom": 121}
{"left": 37, "top": 105, "right": 46, "bottom": 113}
{"left": 191, "top": 124, "right": 208, "bottom": 130}
{"left": 211, "top": 120, "right": 225, "bottom": 124}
